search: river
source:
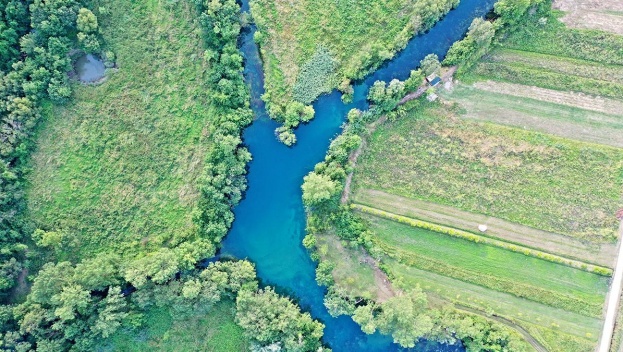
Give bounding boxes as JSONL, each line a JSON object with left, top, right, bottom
{"left": 221, "top": 0, "right": 496, "bottom": 350}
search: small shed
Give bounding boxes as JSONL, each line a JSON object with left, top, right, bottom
{"left": 429, "top": 77, "right": 442, "bottom": 87}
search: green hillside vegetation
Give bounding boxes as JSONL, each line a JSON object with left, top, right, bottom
{"left": 352, "top": 105, "right": 623, "bottom": 243}
{"left": 299, "top": 3, "right": 621, "bottom": 350}
{"left": 0, "top": 1, "right": 330, "bottom": 351}
{"left": 26, "top": 0, "right": 215, "bottom": 261}
{"left": 98, "top": 300, "right": 248, "bottom": 352}
{"left": 250, "top": 0, "right": 460, "bottom": 143}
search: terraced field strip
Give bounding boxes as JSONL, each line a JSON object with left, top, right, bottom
{"left": 469, "top": 80, "right": 623, "bottom": 117}
{"left": 388, "top": 260, "right": 603, "bottom": 340}
{"left": 355, "top": 189, "right": 617, "bottom": 267}
{"left": 470, "top": 60, "right": 623, "bottom": 100}
{"left": 354, "top": 203, "right": 612, "bottom": 275}
{"left": 553, "top": 0, "right": 623, "bottom": 35}
{"left": 363, "top": 213, "right": 609, "bottom": 316}
{"left": 469, "top": 47, "right": 623, "bottom": 101}
{"left": 489, "top": 49, "right": 623, "bottom": 86}
{"left": 443, "top": 83, "right": 623, "bottom": 147}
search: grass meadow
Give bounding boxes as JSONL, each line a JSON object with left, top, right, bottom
{"left": 250, "top": 0, "right": 458, "bottom": 110}
{"left": 26, "top": 0, "right": 214, "bottom": 261}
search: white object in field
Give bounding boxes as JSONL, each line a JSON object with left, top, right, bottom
{"left": 478, "top": 224, "right": 488, "bottom": 232}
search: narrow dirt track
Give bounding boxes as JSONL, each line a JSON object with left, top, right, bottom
{"left": 599, "top": 221, "right": 623, "bottom": 352}
{"left": 456, "top": 305, "right": 548, "bottom": 352}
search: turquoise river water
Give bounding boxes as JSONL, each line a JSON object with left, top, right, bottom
{"left": 221, "top": 0, "right": 496, "bottom": 350}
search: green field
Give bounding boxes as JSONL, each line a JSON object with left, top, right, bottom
{"left": 440, "top": 83, "right": 623, "bottom": 147}
{"left": 352, "top": 104, "right": 623, "bottom": 243}
{"left": 388, "top": 262, "right": 599, "bottom": 352}
{"left": 26, "top": 0, "right": 213, "bottom": 261}
{"left": 251, "top": 0, "right": 458, "bottom": 118}
{"left": 364, "top": 214, "right": 608, "bottom": 309}
{"left": 500, "top": 11, "right": 623, "bottom": 66}
{"left": 363, "top": 213, "right": 605, "bottom": 351}
{"left": 102, "top": 300, "right": 249, "bottom": 352}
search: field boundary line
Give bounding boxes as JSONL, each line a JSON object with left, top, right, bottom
{"left": 598, "top": 221, "right": 623, "bottom": 352}
{"left": 354, "top": 203, "right": 612, "bottom": 276}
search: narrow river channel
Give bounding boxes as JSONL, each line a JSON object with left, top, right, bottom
{"left": 221, "top": 0, "right": 496, "bottom": 350}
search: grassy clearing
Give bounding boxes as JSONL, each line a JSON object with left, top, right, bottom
{"left": 101, "top": 300, "right": 248, "bottom": 352}
{"left": 251, "top": 0, "right": 457, "bottom": 112}
{"left": 388, "top": 262, "right": 598, "bottom": 352}
{"left": 442, "top": 82, "right": 623, "bottom": 147}
{"left": 365, "top": 214, "right": 608, "bottom": 307}
{"left": 352, "top": 105, "right": 623, "bottom": 243}
{"left": 26, "top": 0, "right": 213, "bottom": 261}
{"left": 316, "top": 233, "right": 380, "bottom": 300}
{"left": 489, "top": 49, "right": 623, "bottom": 85}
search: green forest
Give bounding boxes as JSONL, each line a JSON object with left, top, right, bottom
{"left": 1, "top": 0, "right": 621, "bottom": 351}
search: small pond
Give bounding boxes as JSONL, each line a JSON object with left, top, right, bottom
{"left": 75, "top": 54, "right": 106, "bottom": 83}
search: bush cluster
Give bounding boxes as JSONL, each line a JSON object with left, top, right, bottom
{"left": 4, "top": 258, "right": 328, "bottom": 351}
{"left": 192, "top": 0, "right": 253, "bottom": 246}
{"left": 292, "top": 46, "right": 336, "bottom": 104}
{"left": 0, "top": 0, "right": 103, "bottom": 296}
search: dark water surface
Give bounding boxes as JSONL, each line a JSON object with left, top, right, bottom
{"left": 222, "top": 0, "right": 496, "bottom": 350}
{"left": 75, "top": 54, "right": 106, "bottom": 82}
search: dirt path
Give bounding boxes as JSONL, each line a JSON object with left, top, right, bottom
{"left": 341, "top": 66, "right": 457, "bottom": 204}
{"left": 456, "top": 305, "right": 548, "bottom": 352}
{"left": 355, "top": 189, "right": 618, "bottom": 268}
{"left": 598, "top": 221, "right": 623, "bottom": 352}
{"left": 340, "top": 115, "right": 386, "bottom": 204}
{"left": 360, "top": 252, "right": 397, "bottom": 302}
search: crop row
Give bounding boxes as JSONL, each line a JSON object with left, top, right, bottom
{"left": 353, "top": 204, "right": 612, "bottom": 276}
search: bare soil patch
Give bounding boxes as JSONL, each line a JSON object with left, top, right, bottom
{"left": 354, "top": 189, "right": 618, "bottom": 267}
{"left": 553, "top": 0, "right": 623, "bottom": 35}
